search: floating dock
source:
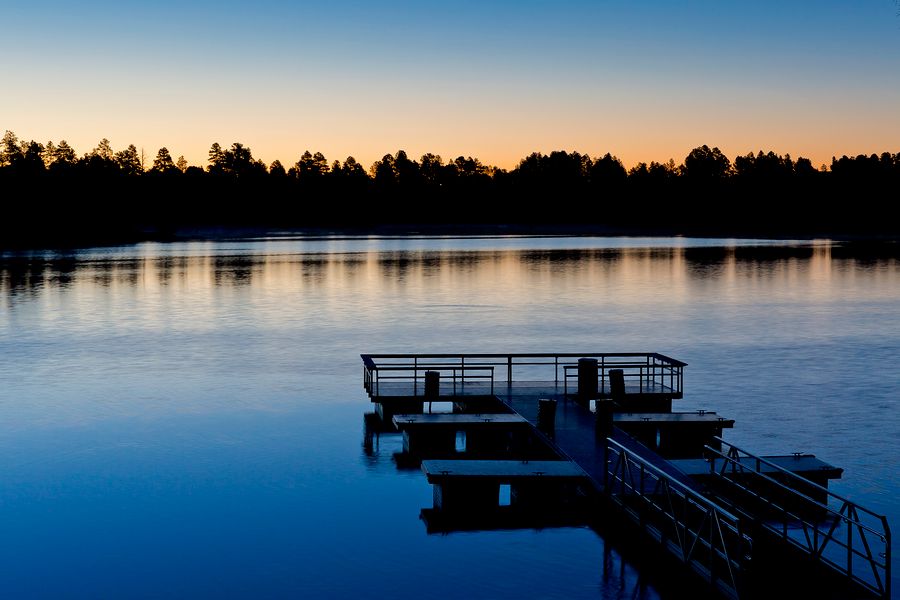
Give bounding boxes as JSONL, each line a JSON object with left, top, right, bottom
{"left": 361, "top": 353, "right": 891, "bottom": 599}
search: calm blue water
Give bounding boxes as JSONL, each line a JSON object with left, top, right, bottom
{"left": 1, "top": 236, "right": 898, "bottom": 598}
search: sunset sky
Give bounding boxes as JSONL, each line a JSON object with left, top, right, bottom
{"left": 4, "top": 0, "right": 899, "bottom": 170}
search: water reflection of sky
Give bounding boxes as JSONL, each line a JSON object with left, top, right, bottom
{"left": 0, "top": 237, "right": 898, "bottom": 597}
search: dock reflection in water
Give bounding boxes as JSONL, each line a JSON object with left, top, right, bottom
{"left": 362, "top": 410, "right": 675, "bottom": 600}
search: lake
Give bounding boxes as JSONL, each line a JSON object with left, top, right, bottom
{"left": 1, "top": 236, "right": 897, "bottom": 598}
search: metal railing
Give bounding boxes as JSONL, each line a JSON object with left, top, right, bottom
{"left": 561, "top": 353, "right": 683, "bottom": 397}
{"left": 702, "top": 438, "right": 891, "bottom": 599}
{"left": 605, "top": 438, "right": 749, "bottom": 599}
{"left": 361, "top": 353, "right": 686, "bottom": 399}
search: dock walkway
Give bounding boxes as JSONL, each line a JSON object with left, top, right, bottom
{"left": 494, "top": 383, "right": 698, "bottom": 490}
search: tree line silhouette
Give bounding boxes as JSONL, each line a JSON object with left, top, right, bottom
{"left": 1, "top": 130, "right": 898, "bottom": 246}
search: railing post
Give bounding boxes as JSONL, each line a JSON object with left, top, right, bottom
{"left": 603, "top": 438, "right": 611, "bottom": 488}
{"left": 600, "top": 356, "right": 606, "bottom": 395}
{"left": 507, "top": 356, "right": 512, "bottom": 385}
{"left": 639, "top": 463, "right": 646, "bottom": 527}
{"left": 709, "top": 514, "right": 715, "bottom": 584}
{"left": 413, "top": 357, "right": 418, "bottom": 396}
{"left": 646, "top": 355, "right": 650, "bottom": 388}
{"left": 884, "top": 518, "right": 892, "bottom": 599}
{"left": 596, "top": 399, "right": 614, "bottom": 489}
{"left": 847, "top": 513, "right": 853, "bottom": 581}
{"left": 461, "top": 355, "right": 465, "bottom": 391}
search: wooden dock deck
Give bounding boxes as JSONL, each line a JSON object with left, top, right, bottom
{"left": 393, "top": 413, "right": 539, "bottom": 459}
{"left": 361, "top": 352, "right": 891, "bottom": 600}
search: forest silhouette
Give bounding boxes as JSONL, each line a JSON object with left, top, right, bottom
{"left": 1, "top": 130, "right": 898, "bottom": 247}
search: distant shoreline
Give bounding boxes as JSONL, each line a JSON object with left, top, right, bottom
{"left": 3, "top": 223, "right": 898, "bottom": 254}
{"left": 3, "top": 144, "right": 897, "bottom": 251}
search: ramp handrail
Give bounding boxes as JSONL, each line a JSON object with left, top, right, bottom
{"left": 605, "top": 438, "right": 749, "bottom": 599}
{"left": 703, "top": 438, "right": 890, "bottom": 598}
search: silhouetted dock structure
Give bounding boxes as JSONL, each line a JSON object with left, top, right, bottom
{"left": 361, "top": 353, "right": 891, "bottom": 599}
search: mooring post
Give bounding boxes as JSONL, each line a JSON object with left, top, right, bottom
{"left": 595, "top": 399, "right": 614, "bottom": 437}
{"left": 577, "top": 358, "right": 598, "bottom": 401}
{"left": 595, "top": 398, "right": 615, "bottom": 488}
{"left": 425, "top": 370, "right": 440, "bottom": 400}
{"left": 608, "top": 368, "right": 625, "bottom": 406}
{"left": 537, "top": 398, "right": 557, "bottom": 438}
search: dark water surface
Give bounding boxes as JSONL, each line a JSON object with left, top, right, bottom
{"left": 1, "top": 236, "right": 898, "bottom": 598}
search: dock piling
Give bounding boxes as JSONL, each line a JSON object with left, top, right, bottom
{"left": 537, "top": 398, "right": 557, "bottom": 437}
{"left": 424, "top": 370, "right": 440, "bottom": 399}
{"left": 578, "top": 358, "right": 599, "bottom": 400}
{"left": 595, "top": 399, "right": 615, "bottom": 487}
{"left": 609, "top": 368, "right": 625, "bottom": 404}
{"left": 595, "top": 399, "right": 614, "bottom": 438}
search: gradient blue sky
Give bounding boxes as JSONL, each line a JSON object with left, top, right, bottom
{"left": 4, "top": 0, "right": 899, "bottom": 169}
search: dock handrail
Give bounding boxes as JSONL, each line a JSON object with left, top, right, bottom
{"left": 560, "top": 355, "right": 682, "bottom": 396}
{"left": 703, "top": 438, "right": 891, "bottom": 599}
{"left": 371, "top": 364, "right": 494, "bottom": 396}
{"left": 605, "top": 438, "right": 749, "bottom": 599}
{"left": 361, "top": 352, "right": 686, "bottom": 399}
